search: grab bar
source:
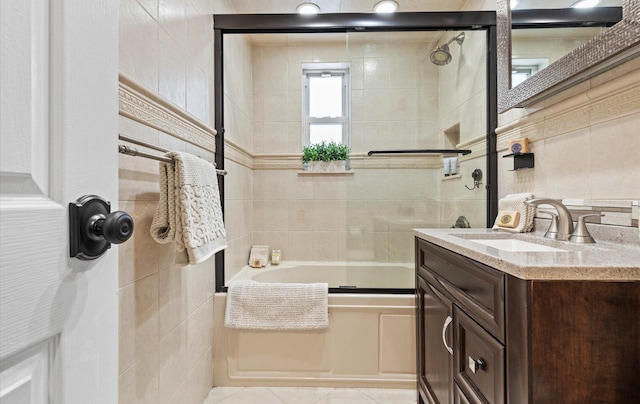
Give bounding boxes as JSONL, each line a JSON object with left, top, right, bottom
{"left": 367, "top": 149, "right": 472, "bottom": 156}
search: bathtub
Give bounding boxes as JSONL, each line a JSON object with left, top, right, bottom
{"left": 213, "top": 262, "right": 417, "bottom": 388}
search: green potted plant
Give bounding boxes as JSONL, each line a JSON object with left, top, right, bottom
{"left": 302, "top": 141, "right": 350, "bottom": 172}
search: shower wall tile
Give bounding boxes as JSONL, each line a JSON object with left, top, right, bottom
{"left": 543, "top": 127, "right": 592, "bottom": 199}
{"left": 263, "top": 91, "right": 289, "bottom": 121}
{"left": 118, "top": 200, "right": 160, "bottom": 287}
{"left": 120, "top": 0, "right": 159, "bottom": 92}
{"left": 159, "top": 29, "right": 186, "bottom": 109}
{"left": 173, "top": 347, "right": 213, "bottom": 404}
{"left": 159, "top": 0, "right": 186, "bottom": 48}
{"left": 389, "top": 89, "right": 418, "bottom": 121}
{"left": 186, "top": 6, "right": 213, "bottom": 76}
{"left": 158, "top": 322, "right": 188, "bottom": 403}
{"left": 287, "top": 121, "right": 304, "bottom": 153}
{"left": 364, "top": 58, "right": 390, "bottom": 89}
{"left": 224, "top": 196, "right": 244, "bottom": 240}
{"left": 263, "top": 122, "right": 289, "bottom": 153}
{"left": 259, "top": 231, "right": 290, "bottom": 255}
{"left": 590, "top": 112, "right": 640, "bottom": 200}
{"left": 263, "top": 200, "right": 289, "bottom": 231}
{"left": 314, "top": 231, "right": 339, "bottom": 261}
{"left": 263, "top": 47, "right": 290, "bottom": 86}
{"left": 288, "top": 200, "right": 313, "bottom": 231}
{"left": 119, "top": 273, "right": 159, "bottom": 375}
{"left": 119, "top": 1, "right": 224, "bottom": 402}
{"left": 118, "top": 348, "right": 159, "bottom": 404}
{"left": 288, "top": 231, "right": 315, "bottom": 261}
{"left": 186, "top": 298, "right": 214, "bottom": 372}
{"left": 186, "top": 60, "right": 210, "bottom": 124}
{"left": 158, "top": 266, "right": 187, "bottom": 338}
{"left": 312, "top": 43, "right": 347, "bottom": 61}
{"left": 350, "top": 58, "right": 365, "bottom": 90}
{"left": 286, "top": 91, "right": 302, "bottom": 122}
{"left": 186, "top": 259, "right": 215, "bottom": 314}
{"left": 390, "top": 56, "right": 417, "bottom": 89}
{"left": 363, "top": 89, "right": 390, "bottom": 120}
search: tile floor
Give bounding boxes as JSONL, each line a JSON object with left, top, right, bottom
{"left": 203, "top": 387, "right": 418, "bottom": 404}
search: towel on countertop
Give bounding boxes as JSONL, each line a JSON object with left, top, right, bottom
{"left": 492, "top": 192, "right": 536, "bottom": 233}
{"left": 150, "top": 151, "right": 226, "bottom": 265}
{"left": 224, "top": 280, "right": 329, "bottom": 330}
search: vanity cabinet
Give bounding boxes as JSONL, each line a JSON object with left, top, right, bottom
{"left": 416, "top": 237, "right": 640, "bottom": 404}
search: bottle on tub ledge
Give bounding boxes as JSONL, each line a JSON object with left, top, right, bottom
{"left": 271, "top": 249, "right": 281, "bottom": 265}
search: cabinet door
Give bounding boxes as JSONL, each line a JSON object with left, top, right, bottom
{"left": 417, "top": 276, "right": 454, "bottom": 404}
{"left": 454, "top": 306, "right": 505, "bottom": 404}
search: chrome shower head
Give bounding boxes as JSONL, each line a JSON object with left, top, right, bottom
{"left": 430, "top": 44, "right": 452, "bottom": 66}
{"left": 429, "top": 32, "right": 465, "bottom": 66}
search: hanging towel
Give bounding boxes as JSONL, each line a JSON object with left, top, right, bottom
{"left": 492, "top": 192, "right": 536, "bottom": 233}
{"left": 150, "top": 151, "right": 226, "bottom": 265}
{"left": 224, "top": 280, "right": 329, "bottom": 330}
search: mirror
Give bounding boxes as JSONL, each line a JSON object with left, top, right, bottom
{"left": 497, "top": 0, "right": 640, "bottom": 112}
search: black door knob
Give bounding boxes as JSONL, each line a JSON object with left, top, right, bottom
{"left": 70, "top": 195, "right": 135, "bottom": 260}
{"left": 94, "top": 211, "right": 134, "bottom": 244}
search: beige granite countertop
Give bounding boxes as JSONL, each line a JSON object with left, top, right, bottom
{"left": 414, "top": 228, "right": 640, "bottom": 281}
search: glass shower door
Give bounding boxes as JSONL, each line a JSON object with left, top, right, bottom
{"left": 344, "top": 30, "right": 488, "bottom": 289}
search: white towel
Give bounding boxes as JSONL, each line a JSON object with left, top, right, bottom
{"left": 150, "top": 151, "right": 226, "bottom": 265}
{"left": 224, "top": 280, "right": 329, "bottom": 330}
{"left": 492, "top": 192, "right": 536, "bottom": 233}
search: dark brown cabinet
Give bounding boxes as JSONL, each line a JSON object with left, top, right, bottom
{"left": 416, "top": 237, "right": 640, "bottom": 404}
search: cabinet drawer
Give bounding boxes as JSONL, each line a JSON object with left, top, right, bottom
{"left": 454, "top": 306, "right": 505, "bottom": 404}
{"left": 417, "top": 239, "right": 505, "bottom": 341}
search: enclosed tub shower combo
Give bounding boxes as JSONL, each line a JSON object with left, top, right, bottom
{"left": 212, "top": 11, "right": 497, "bottom": 388}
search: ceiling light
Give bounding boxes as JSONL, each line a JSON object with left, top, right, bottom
{"left": 571, "top": 0, "right": 601, "bottom": 8}
{"left": 374, "top": 1, "right": 398, "bottom": 14}
{"left": 510, "top": 0, "right": 519, "bottom": 9}
{"left": 297, "top": 3, "right": 320, "bottom": 14}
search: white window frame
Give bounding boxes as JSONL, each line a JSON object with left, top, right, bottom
{"left": 302, "top": 62, "right": 351, "bottom": 146}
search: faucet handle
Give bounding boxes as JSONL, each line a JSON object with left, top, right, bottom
{"left": 569, "top": 213, "right": 603, "bottom": 244}
{"left": 538, "top": 209, "right": 559, "bottom": 239}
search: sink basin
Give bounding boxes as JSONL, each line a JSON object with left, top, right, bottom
{"left": 469, "top": 239, "right": 566, "bottom": 252}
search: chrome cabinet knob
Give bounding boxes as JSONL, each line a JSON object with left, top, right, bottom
{"left": 468, "top": 356, "right": 485, "bottom": 374}
{"left": 69, "top": 195, "right": 134, "bottom": 260}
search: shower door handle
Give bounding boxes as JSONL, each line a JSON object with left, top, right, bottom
{"left": 442, "top": 315, "right": 453, "bottom": 355}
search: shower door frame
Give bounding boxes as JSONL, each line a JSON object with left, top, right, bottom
{"left": 213, "top": 11, "right": 499, "bottom": 293}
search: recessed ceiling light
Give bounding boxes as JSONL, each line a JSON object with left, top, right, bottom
{"left": 297, "top": 3, "right": 320, "bottom": 14}
{"left": 571, "top": 0, "right": 600, "bottom": 8}
{"left": 374, "top": 0, "right": 398, "bottom": 14}
{"left": 510, "top": 0, "right": 519, "bottom": 9}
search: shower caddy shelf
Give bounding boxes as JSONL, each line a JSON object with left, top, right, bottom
{"left": 503, "top": 152, "right": 534, "bottom": 171}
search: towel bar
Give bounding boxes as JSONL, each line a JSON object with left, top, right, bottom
{"left": 118, "top": 134, "right": 227, "bottom": 176}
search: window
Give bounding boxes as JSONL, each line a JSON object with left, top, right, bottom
{"left": 302, "top": 63, "right": 350, "bottom": 146}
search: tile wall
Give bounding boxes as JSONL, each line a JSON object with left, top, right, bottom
{"left": 497, "top": 58, "right": 640, "bottom": 230}
{"left": 223, "top": 32, "right": 491, "bottom": 281}
{"left": 118, "top": 0, "right": 235, "bottom": 403}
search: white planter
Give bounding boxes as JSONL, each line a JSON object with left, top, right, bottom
{"left": 308, "top": 160, "right": 347, "bottom": 172}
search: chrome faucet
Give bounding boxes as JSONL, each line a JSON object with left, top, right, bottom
{"left": 524, "top": 198, "right": 574, "bottom": 241}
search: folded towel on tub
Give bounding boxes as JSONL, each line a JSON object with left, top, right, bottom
{"left": 224, "top": 280, "right": 329, "bottom": 330}
{"left": 150, "top": 151, "right": 226, "bottom": 265}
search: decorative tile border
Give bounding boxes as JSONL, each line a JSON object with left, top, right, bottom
{"left": 224, "top": 139, "right": 253, "bottom": 169}
{"left": 496, "top": 72, "right": 640, "bottom": 151}
{"left": 118, "top": 73, "right": 217, "bottom": 152}
{"left": 241, "top": 136, "right": 487, "bottom": 171}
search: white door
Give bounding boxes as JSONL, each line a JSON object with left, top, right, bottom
{"left": 1, "top": 1, "right": 119, "bottom": 403}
